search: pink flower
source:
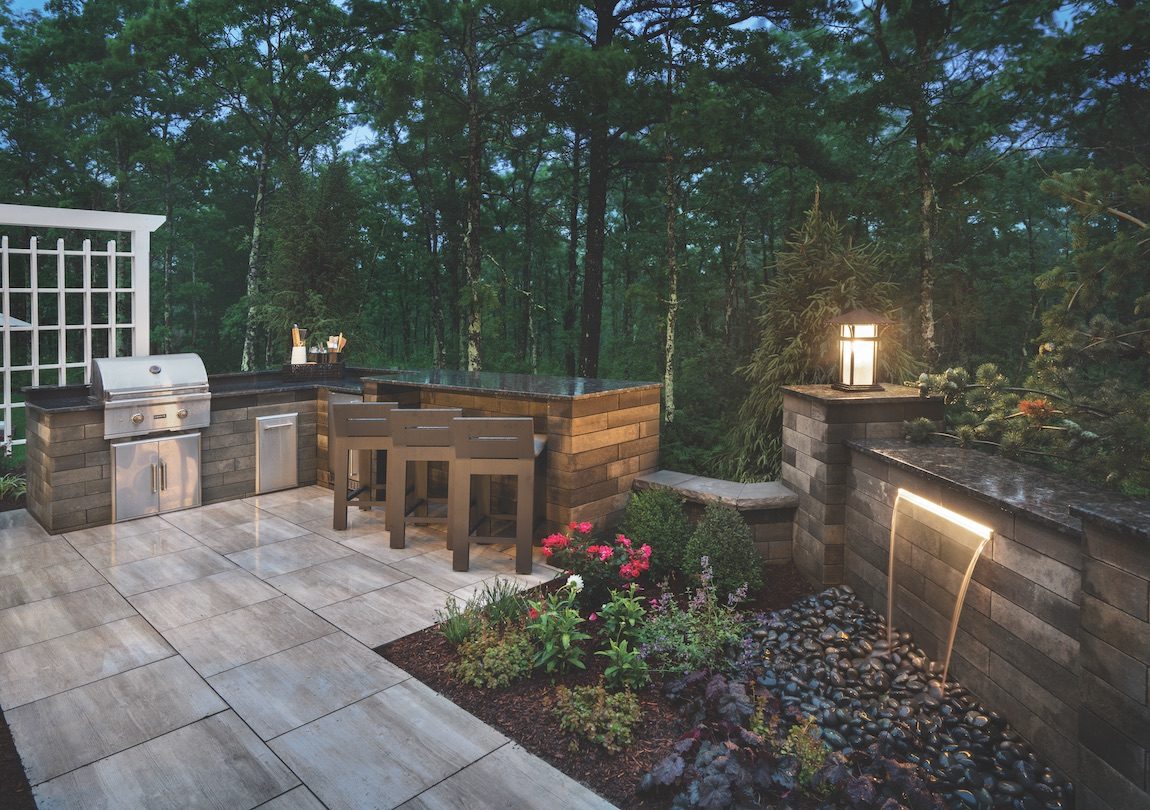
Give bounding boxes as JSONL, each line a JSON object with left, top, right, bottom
{"left": 639, "top": 544, "right": 652, "bottom": 559}
{"left": 568, "top": 521, "right": 579, "bottom": 531}
{"left": 598, "top": 546, "right": 614, "bottom": 561}
{"left": 577, "top": 521, "right": 593, "bottom": 534}
{"left": 589, "top": 612, "right": 598, "bottom": 621}
{"left": 528, "top": 607, "right": 539, "bottom": 620}
{"left": 541, "top": 547, "right": 553, "bottom": 558}
{"left": 649, "top": 598, "right": 659, "bottom": 607}
{"left": 617, "top": 534, "right": 632, "bottom": 548}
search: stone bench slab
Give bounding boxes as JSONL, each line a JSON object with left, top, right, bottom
{"left": 633, "top": 471, "right": 798, "bottom": 511}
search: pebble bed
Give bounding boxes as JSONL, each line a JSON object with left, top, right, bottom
{"left": 753, "top": 586, "right": 1073, "bottom": 809}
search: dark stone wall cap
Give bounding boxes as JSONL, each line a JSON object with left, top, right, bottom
{"left": 365, "top": 369, "right": 660, "bottom": 400}
{"left": 634, "top": 470, "right": 799, "bottom": 510}
{"left": 849, "top": 439, "right": 1148, "bottom": 539}
{"left": 782, "top": 383, "right": 933, "bottom": 404}
{"left": 1069, "top": 502, "right": 1150, "bottom": 542}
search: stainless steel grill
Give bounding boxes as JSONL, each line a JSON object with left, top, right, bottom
{"left": 91, "top": 353, "right": 211, "bottom": 440}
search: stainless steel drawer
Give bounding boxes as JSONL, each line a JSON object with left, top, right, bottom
{"left": 256, "top": 413, "right": 298, "bottom": 493}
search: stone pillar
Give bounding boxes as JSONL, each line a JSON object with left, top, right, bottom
{"left": 1072, "top": 506, "right": 1150, "bottom": 810}
{"left": 780, "top": 384, "right": 943, "bottom": 586}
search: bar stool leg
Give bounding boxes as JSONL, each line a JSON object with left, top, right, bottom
{"left": 356, "top": 449, "right": 372, "bottom": 511}
{"left": 386, "top": 451, "right": 406, "bottom": 549}
{"left": 450, "top": 471, "right": 470, "bottom": 571}
{"left": 333, "top": 447, "right": 350, "bottom": 531}
{"left": 516, "top": 467, "right": 534, "bottom": 575}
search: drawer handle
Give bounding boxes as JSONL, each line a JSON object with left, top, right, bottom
{"left": 262, "top": 423, "right": 293, "bottom": 430}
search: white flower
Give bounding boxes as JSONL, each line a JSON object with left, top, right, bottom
{"left": 566, "top": 574, "right": 584, "bottom": 593}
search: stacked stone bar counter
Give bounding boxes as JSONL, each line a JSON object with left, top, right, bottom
{"left": 362, "top": 370, "right": 661, "bottom": 530}
{"left": 24, "top": 367, "right": 659, "bottom": 535}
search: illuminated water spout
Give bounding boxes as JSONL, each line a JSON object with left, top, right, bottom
{"left": 886, "top": 488, "right": 994, "bottom": 685}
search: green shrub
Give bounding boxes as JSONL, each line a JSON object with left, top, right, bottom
{"left": 682, "top": 503, "right": 762, "bottom": 600}
{"left": 436, "top": 595, "right": 478, "bottom": 645}
{"left": 451, "top": 625, "right": 534, "bottom": 688}
{"left": 620, "top": 488, "right": 691, "bottom": 580}
{"left": 472, "top": 577, "right": 528, "bottom": 628}
{"left": 596, "top": 639, "right": 650, "bottom": 691}
{"left": 553, "top": 683, "right": 641, "bottom": 754}
{"left": 526, "top": 576, "right": 592, "bottom": 673}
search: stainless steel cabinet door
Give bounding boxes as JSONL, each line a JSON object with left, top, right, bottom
{"left": 256, "top": 413, "right": 298, "bottom": 493}
{"left": 113, "top": 438, "right": 160, "bottom": 522}
{"left": 157, "top": 433, "right": 201, "bottom": 513}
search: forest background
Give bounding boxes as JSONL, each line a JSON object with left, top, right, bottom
{"left": 1, "top": 0, "right": 1147, "bottom": 488}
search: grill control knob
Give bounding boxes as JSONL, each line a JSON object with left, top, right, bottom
{"left": 131, "top": 413, "right": 144, "bottom": 425}
{"left": 177, "top": 408, "right": 189, "bottom": 419}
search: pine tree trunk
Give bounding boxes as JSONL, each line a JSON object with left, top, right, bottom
{"left": 912, "top": 7, "right": 938, "bottom": 364}
{"left": 162, "top": 174, "right": 174, "bottom": 355}
{"left": 463, "top": 6, "right": 483, "bottom": 371}
{"left": 579, "top": 1, "right": 614, "bottom": 378}
{"left": 663, "top": 158, "right": 679, "bottom": 424}
{"left": 565, "top": 131, "right": 581, "bottom": 376}
{"left": 240, "top": 149, "right": 269, "bottom": 372}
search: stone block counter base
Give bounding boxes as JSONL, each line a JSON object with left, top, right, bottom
{"left": 632, "top": 471, "right": 797, "bottom": 563}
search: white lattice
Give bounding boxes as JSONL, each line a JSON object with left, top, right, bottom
{"left": 0, "top": 204, "right": 165, "bottom": 454}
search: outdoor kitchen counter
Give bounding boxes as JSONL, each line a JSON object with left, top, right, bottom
{"left": 363, "top": 370, "right": 661, "bottom": 529}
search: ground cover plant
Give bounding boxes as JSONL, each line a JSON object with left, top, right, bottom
{"left": 383, "top": 509, "right": 1075, "bottom": 809}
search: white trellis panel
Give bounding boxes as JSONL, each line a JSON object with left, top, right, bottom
{"left": 0, "top": 204, "right": 165, "bottom": 454}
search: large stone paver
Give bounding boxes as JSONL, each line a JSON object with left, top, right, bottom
{"left": 33, "top": 711, "right": 300, "bottom": 810}
{"left": 269, "top": 681, "right": 507, "bottom": 810}
{"left": 0, "top": 494, "right": 597, "bottom": 809}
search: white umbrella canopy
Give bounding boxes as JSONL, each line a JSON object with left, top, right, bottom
{"left": 0, "top": 313, "right": 32, "bottom": 328}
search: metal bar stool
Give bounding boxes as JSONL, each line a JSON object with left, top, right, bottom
{"left": 385, "top": 408, "right": 463, "bottom": 549}
{"left": 329, "top": 401, "right": 399, "bottom": 530}
{"left": 448, "top": 417, "right": 545, "bottom": 575}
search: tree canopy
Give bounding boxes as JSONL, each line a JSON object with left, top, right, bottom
{"left": 1, "top": 0, "right": 1146, "bottom": 488}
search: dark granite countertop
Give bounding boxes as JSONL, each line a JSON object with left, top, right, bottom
{"left": 782, "top": 383, "right": 929, "bottom": 404}
{"left": 849, "top": 439, "right": 1147, "bottom": 540}
{"left": 365, "top": 369, "right": 660, "bottom": 400}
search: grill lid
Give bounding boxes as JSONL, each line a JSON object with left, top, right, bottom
{"left": 91, "top": 353, "right": 209, "bottom": 401}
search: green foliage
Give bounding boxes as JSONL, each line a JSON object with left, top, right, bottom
{"left": 436, "top": 595, "right": 478, "bottom": 646}
{"left": 451, "top": 625, "right": 534, "bottom": 689}
{"left": 0, "top": 473, "right": 27, "bottom": 500}
{"left": 552, "top": 683, "right": 641, "bottom": 754}
{"left": 596, "top": 639, "right": 650, "bottom": 691}
{"left": 472, "top": 577, "right": 530, "bottom": 629}
{"left": 637, "top": 559, "right": 748, "bottom": 676}
{"left": 620, "top": 488, "right": 691, "bottom": 580}
{"left": 596, "top": 584, "right": 647, "bottom": 645}
{"left": 781, "top": 716, "right": 831, "bottom": 791}
{"left": 526, "top": 579, "right": 592, "bottom": 674}
{"left": 724, "top": 195, "right": 917, "bottom": 481}
{"left": 683, "top": 504, "right": 762, "bottom": 601}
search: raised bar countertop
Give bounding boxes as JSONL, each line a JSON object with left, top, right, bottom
{"left": 365, "top": 369, "right": 660, "bottom": 400}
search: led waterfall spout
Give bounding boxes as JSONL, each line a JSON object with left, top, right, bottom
{"left": 886, "top": 488, "right": 994, "bottom": 685}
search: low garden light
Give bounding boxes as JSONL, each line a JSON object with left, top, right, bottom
{"left": 831, "top": 308, "right": 891, "bottom": 392}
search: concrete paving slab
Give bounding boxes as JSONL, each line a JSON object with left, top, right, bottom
{"left": 267, "top": 553, "right": 410, "bottom": 610}
{"left": 316, "top": 578, "right": 448, "bottom": 648}
{"left": 227, "top": 533, "right": 354, "bottom": 579}
{"left": 269, "top": 681, "right": 506, "bottom": 810}
{"left": 63, "top": 516, "right": 172, "bottom": 548}
{"left": 33, "top": 711, "right": 299, "bottom": 810}
{"left": 191, "top": 514, "right": 313, "bottom": 556}
{"left": 6, "top": 656, "right": 226, "bottom": 785}
{"left": 255, "top": 786, "right": 327, "bottom": 809}
{"left": 0, "top": 584, "right": 135, "bottom": 653}
{"left": 0, "top": 560, "right": 104, "bottom": 611}
{"left": 163, "top": 596, "right": 336, "bottom": 677}
{"left": 128, "top": 569, "right": 281, "bottom": 631}
{"left": 0, "top": 523, "right": 53, "bottom": 551}
{"left": 333, "top": 531, "right": 438, "bottom": 564}
{"left": 0, "top": 615, "right": 173, "bottom": 709}
{"left": 0, "top": 539, "right": 83, "bottom": 578}
{"left": 207, "top": 633, "right": 408, "bottom": 740}
{"left": 399, "top": 742, "right": 616, "bottom": 810}
{"left": 73, "top": 526, "right": 201, "bottom": 570}
{"left": 103, "top": 546, "right": 236, "bottom": 597}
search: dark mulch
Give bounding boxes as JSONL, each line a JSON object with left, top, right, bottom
{"left": 378, "top": 561, "right": 815, "bottom": 809}
{"left": 0, "top": 700, "right": 35, "bottom": 809}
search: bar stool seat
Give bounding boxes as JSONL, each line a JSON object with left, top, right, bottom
{"left": 448, "top": 417, "right": 544, "bottom": 575}
{"left": 329, "top": 402, "right": 398, "bottom": 531}
{"left": 386, "top": 408, "right": 463, "bottom": 549}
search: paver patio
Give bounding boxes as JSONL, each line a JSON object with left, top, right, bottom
{"left": 0, "top": 489, "right": 614, "bottom": 809}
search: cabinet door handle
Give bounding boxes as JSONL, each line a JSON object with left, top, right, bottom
{"left": 160, "top": 461, "right": 167, "bottom": 491}
{"left": 151, "top": 463, "right": 157, "bottom": 493}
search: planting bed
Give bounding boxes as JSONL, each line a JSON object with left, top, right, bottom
{"left": 382, "top": 574, "right": 1075, "bottom": 809}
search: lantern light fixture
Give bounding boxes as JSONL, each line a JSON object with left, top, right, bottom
{"left": 830, "top": 308, "right": 892, "bottom": 392}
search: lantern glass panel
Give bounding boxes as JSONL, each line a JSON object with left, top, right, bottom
{"left": 839, "top": 324, "right": 877, "bottom": 387}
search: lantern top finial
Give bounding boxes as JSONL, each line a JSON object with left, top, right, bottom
{"left": 830, "top": 308, "right": 893, "bottom": 326}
